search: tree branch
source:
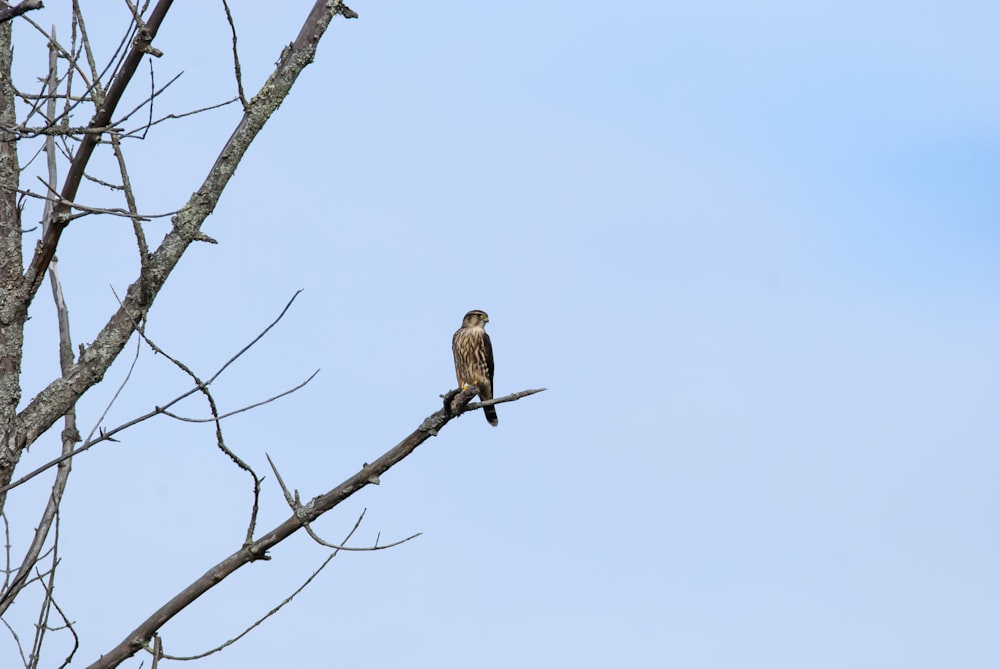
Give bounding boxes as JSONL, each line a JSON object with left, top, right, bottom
{"left": 86, "top": 386, "right": 542, "bottom": 669}
{"left": 0, "top": 1, "right": 44, "bottom": 26}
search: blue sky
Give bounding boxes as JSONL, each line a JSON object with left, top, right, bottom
{"left": 3, "top": 1, "right": 998, "bottom": 667}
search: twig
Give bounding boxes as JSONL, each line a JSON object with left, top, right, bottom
{"left": 118, "top": 96, "right": 238, "bottom": 139}
{"left": 79, "top": 172, "right": 122, "bottom": 191}
{"left": 0, "top": 614, "right": 29, "bottom": 668}
{"left": 1, "top": 512, "right": 10, "bottom": 591}
{"left": 221, "top": 0, "right": 248, "bottom": 109}
{"left": 109, "top": 128, "right": 148, "bottom": 271}
{"left": 50, "top": 559, "right": 80, "bottom": 669}
{"left": 72, "top": 0, "right": 106, "bottom": 103}
{"left": 465, "top": 387, "right": 547, "bottom": 412}
{"left": 110, "top": 69, "right": 181, "bottom": 130}
{"left": 24, "top": 178, "right": 177, "bottom": 220}
{"left": 442, "top": 387, "right": 546, "bottom": 421}
{"left": 29, "top": 516, "right": 66, "bottom": 668}
{"left": 206, "top": 289, "right": 304, "bottom": 385}
{"left": 160, "top": 370, "right": 319, "bottom": 423}
{"left": 150, "top": 635, "right": 161, "bottom": 669}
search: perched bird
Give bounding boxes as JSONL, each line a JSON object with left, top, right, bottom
{"left": 452, "top": 309, "right": 498, "bottom": 426}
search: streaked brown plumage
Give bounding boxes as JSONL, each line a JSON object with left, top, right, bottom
{"left": 452, "top": 309, "right": 498, "bottom": 426}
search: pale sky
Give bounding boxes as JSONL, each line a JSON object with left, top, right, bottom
{"left": 3, "top": 1, "right": 999, "bottom": 667}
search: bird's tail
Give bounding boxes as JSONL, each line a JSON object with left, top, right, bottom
{"left": 483, "top": 404, "right": 498, "bottom": 426}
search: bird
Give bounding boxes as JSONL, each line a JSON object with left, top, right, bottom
{"left": 452, "top": 309, "right": 498, "bottom": 426}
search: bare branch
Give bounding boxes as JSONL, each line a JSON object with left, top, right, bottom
{"left": 220, "top": 0, "right": 248, "bottom": 109}
{"left": 19, "top": 185, "right": 178, "bottom": 220}
{"left": 149, "top": 635, "right": 161, "bottom": 669}
{"left": 110, "top": 68, "right": 181, "bottom": 129}
{"left": 3, "top": 291, "right": 304, "bottom": 496}
{"left": 205, "top": 289, "right": 304, "bottom": 385}
{"left": 125, "top": 0, "right": 163, "bottom": 58}
{"left": 0, "top": 1, "right": 44, "bottom": 26}
{"left": 29, "top": 516, "right": 70, "bottom": 668}
{"left": 77, "top": 337, "right": 140, "bottom": 454}
{"left": 118, "top": 96, "right": 238, "bottom": 140}
{"left": 1, "top": 512, "right": 10, "bottom": 591}
{"left": 0, "top": 613, "right": 29, "bottom": 667}
{"left": 87, "top": 385, "right": 542, "bottom": 668}
{"left": 109, "top": 129, "right": 148, "bottom": 271}
{"left": 71, "top": 0, "right": 106, "bottom": 102}
{"left": 465, "top": 387, "right": 547, "bottom": 412}
{"left": 441, "top": 386, "right": 547, "bottom": 423}
{"left": 4, "top": 124, "right": 122, "bottom": 137}
{"left": 161, "top": 370, "right": 319, "bottom": 423}
{"left": 50, "top": 579, "right": 80, "bottom": 669}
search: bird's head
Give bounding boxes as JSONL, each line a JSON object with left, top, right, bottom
{"left": 462, "top": 309, "right": 490, "bottom": 328}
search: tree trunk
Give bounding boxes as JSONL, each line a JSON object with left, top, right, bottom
{"left": 0, "top": 18, "right": 24, "bottom": 514}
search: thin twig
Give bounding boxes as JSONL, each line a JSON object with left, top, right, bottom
{"left": 221, "top": 0, "right": 248, "bottom": 108}
{"left": 48, "top": 517, "right": 79, "bottom": 669}
{"left": 0, "top": 614, "right": 29, "bottom": 668}
{"left": 110, "top": 69, "right": 181, "bottom": 129}
{"left": 1, "top": 512, "right": 10, "bottom": 591}
{"left": 118, "top": 96, "right": 238, "bottom": 139}
{"left": 71, "top": 0, "right": 105, "bottom": 103}
{"left": 207, "top": 289, "right": 304, "bottom": 385}
{"left": 79, "top": 336, "right": 140, "bottom": 454}
{"left": 109, "top": 129, "right": 148, "bottom": 269}
{"left": 160, "top": 370, "right": 319, "bottom": 423}
{"left": 28, "top": 528, "right": 61, "bottom": 668}
{"left": 23, "top": 181, "right": 176, "bottom": 220}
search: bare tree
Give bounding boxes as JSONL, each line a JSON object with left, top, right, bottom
{"left": 0, "top": 2, "right": 542, "bottom": 667}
